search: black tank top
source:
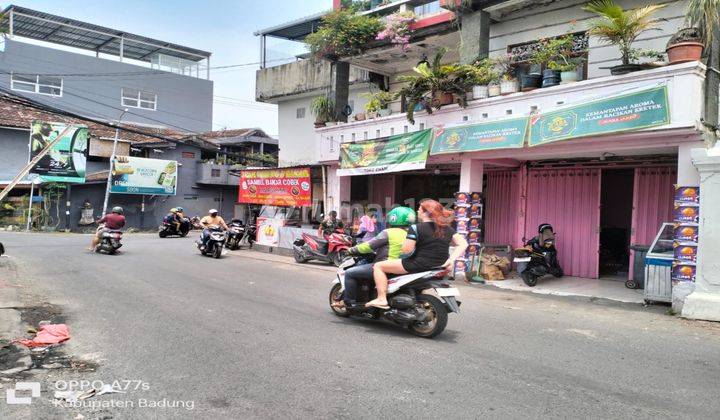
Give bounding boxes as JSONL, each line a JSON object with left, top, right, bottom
{"left": 405, "top": 222, "right": 455, "bottom": 268}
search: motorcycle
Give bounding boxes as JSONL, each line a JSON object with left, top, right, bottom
{"left": 158, "top": 218, "right": 190, "bottom": 238}
{"left": 197, "top": 227, "right": 227, "bottom": 259}
{"left": 513, "top": 230, "right": 563, "bottom": 287}
{"left": 189, "top": 216, "right": 203, "bottom": 230}
{"left": 226, "top": 219, "right": 255, "bottom": 250}
{"left": 329, "top": 257, "right": 461, "bottom": 338}
{"left": 95, "top": 225, "right": 123, "bottom": 255}
{"left": 293, "top": 229, "right": 353, "bottom": 266}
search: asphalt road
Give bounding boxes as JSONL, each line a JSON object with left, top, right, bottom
{"left": 1, "top": 231, "right": 720, "bottom": 419}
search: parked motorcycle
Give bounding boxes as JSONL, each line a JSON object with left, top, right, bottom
{"left": 293, "top": 229, "right": 353, "bottom": 266}
{"left": 189, "top": 216, "right": 203, "bottom": 230}
{"left": 513, "top": 224, "right": 563, "bottom": 287}
{"left": 197, "top": 227, "right": 227, "bottom": 258}
{"left": 329, "top": 257, "right": 461, "bottom": 338}
{"left": 226, "top": 219, "right": 255, "bottom": 250}
{"left": 158, "top": 218, "right": 190, "bottom": 238}
{"left": 95, "top": 225, "right": 123, "bottom": 255}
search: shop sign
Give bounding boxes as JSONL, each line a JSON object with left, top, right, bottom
{"left": 256, "top": 217, "right": 283, "bottom": 246}
{"left": 30, "top": 121, "right": 89, "bottom": 183}
{"left": 110, "top": 156, "right": 177, "bottom": 195}
{"left": 239, "top": 167, "right": 312, "bottom": 206}
{"left": 528, "top": 86, "right": 670, "bottom": 146}
{"left": 430, "top": 117, "right": 528, "bottom": 155}
{"left": 338, "top": 129, "right": 432, "bottom": 176}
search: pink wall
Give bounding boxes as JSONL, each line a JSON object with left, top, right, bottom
{"left": 371, "top": 175, "right": 395, "bottom": 209}
{"left": 485, "top": 171, "right": 520, "bottom": 245}
{"left": 525, "top": 168, "right": 601, "bottom": 279}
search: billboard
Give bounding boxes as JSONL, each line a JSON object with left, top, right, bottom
{"left": 30, "top": 121, "right": 88, "bottom": 183}
{"left": 110, "top": 156, "right": 177, "bottom": 195}
{"left": 338, "top": 129, "right": 432, "bottom": 176}
{"left": 239, "top": 167, "right": 312, "bottom": 207}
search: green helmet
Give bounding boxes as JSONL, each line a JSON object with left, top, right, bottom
{"left": 387, "top": 206, "right": 416, "bottom": 227}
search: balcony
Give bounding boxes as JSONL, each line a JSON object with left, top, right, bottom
{"left": 316, "top": 62, "right": 706, "bottom": 162}
{"left": 196, "top": 163, "right": 239, "bottom": 186}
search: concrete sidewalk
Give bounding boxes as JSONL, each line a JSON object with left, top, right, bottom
{"left": 486, "top": 275, "right": 646, "bottom": 304}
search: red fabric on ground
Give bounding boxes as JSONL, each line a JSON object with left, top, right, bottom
{"left": 15, "top": 324, "right": 70, "bottom": 347}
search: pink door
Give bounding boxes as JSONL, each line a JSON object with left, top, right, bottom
{"left": 485, "top": 170, "right": 520, "bottom": 245}
{"left": 525, "top": 168, "right": 602, "bottom": 278}
{"left": 629, "top": 166, "right": 676, "bottom": 279}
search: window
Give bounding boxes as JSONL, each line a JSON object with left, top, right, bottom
{"left": 211, "top": 169, "right": 221, "bottom": 177}
{"left": 11, "top": 74, "right": 62, "bottom": 97}
{"left": 122, "top": 88, "right": 157, "bottom": 110}
{"left": 181, "top": 151, "right": 196, "bottom": 159}
{"left": 296, "top": 107, "right": 306, "bottom": 119}
{"left": 414, "top": 1, "right": 441, "bottom": 18}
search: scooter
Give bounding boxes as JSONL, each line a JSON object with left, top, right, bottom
{"left": 158, "top": 218, "right": 190, "bottom": 238}
{"left": 513, "top": 228, "right": 563, "bottom": 287}
{"left": 329, "top": 257, "right": 461, "bottom": 338}
{"left": 197, "top": 227, "right": 227, "bottom": 259}
{"left": 95, "top": 225, "right": 123, "bottom": 255}
{"left": 293, "top": 229, "right": 353, "bottom": 266}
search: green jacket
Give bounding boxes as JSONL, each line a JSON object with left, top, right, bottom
{"left": 353, "top": 227, "right": 407, "bottom": 261}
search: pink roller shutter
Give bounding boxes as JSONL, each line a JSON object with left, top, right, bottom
{"left": 371, "top": 175, "right": 395, "bottom": 209}
{"left": 525, "top": 168, "right": 601, "bottom": 278}
{"left": 484, "top": 171, "right": 519, "bottom": 245}
{"left": 629, "top": 166, "right": 676, "bottom": 279}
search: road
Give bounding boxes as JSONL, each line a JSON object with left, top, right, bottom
{"left": 1, "top": 231, "right": 720, "bottom": 419}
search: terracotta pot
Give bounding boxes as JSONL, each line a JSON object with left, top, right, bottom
{"left": 433, "top": 92, "right": 454, "bottom": 106}
{"left": 666, "top": 41, "right": 704, "bottom": 64}
{"left": 354, "top": 113, "right": 366, "bottom": 121}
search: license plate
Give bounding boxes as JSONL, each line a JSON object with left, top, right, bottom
{"left": 436, "top": 287, "right": 460, "bottom": 297}
{"left": 514, "top": 257, "right": 531, "bottom": 262}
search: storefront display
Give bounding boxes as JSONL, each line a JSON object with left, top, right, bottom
{"left": 672, "top": 185, "right": 700, "bottom": 283}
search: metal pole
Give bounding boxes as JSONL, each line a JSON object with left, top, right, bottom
{"left": 9, "top": 9, "right": 13, "bottom": 38}
{"left": 140, "top": 195, "right": 145, "bottom": 228}
{"left": 119, "top": 36, "right": 124, "bottom": 62}
{"left": 206, "top": 56, "right": 210, "bottom": 80}
{"left": 25, "top": 181, "right": 34, "bottom": 231}
{"left": 102, "top": 110, "right": 128, "bottom": 216}
{"left": 65, "top": 184, "right": 72, "bottom": 231}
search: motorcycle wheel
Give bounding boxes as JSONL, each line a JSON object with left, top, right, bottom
{"left": 294, "top": 249, "right": 308, "bottom": 263}
{"left": 521, "top": 271, "right": 538, "bottom": 287}
{"left": 328, "top": 283, "right": 349, "bottom": 318}
{"left": 180, "top": 231, "right": 188, "bottom": 237}
{"left": 553, "top": 268, "right": 564, "bottom": 278}
{"left": 213, "top": 245, "right": 223, "bottom": 259}
{"left": 159, "top": 230, "right": 168, "bottom": 238}
{"left": 408, "top": 295, "right": 448, "bottom": 338}
{"left": 332, "top": 250, "right": 348, "bottom": 267}
{"left": 625, "top": 279, "right": 638, "bottom": 289}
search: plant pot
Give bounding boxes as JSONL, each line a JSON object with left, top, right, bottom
{"left": 432, "top": 91, "right": 455, "bottom": 106}
{"left": 528, "top": 64, "right": 542, "bottom": 75}
{"left": 666, "top": 41, "right": 704, "bottom": 64}
{"left": 541, "top": 69, "right": 561, "bottom": 88}
{"left": 500, "top": 79, "right": 519, "bottom": 95}
{"left": 520, "top": 74, "right": 542, "bottom": 91}
{"left": 488, "top": 84, "right": 501, "bottom": 97}
{"left": 560, "top": 70, "right": 580, "bottom": 84}
{"left": 314, "top": 121, "right": 326, "bottom": 128}
{"left": 354, "top": 113, "right": 366, "bottom": 121}
{"left": 377, "top": 108, "right": 392, "bottom": 117}
{"left": 325, "top": 121, "right": 339, "bottom": 126}
{"left": 610, "top": 64, "right": 643, "bottom": 76}
{"left": 472, "top": 85, "right": 489, "bottom": 99}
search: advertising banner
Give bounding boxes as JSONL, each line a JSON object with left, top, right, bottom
{"left": 338, "top": 129, "right": 432, "bottom": 176}
{"left": 256, "top": 217, "right": 283, "bottom": 246}
{"left": 110, "top": 156, "right": 177, "bottom": 195}
{"left": 528, "top": 86, "right": 670, "bottom": 146}
{"left": 430, "top": 117, "right": 528, "bottom": 155}
{"left": 30, "top": 121, "right": 89, "bottom": 183}
{"left": 239, "top": 167, "right": 312, "bottom": 206}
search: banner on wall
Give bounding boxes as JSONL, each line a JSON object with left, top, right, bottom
{"left": 430, "top": 117, "right": 528, "bottom": 155}
{"left": 338, "top": 129, "right": 432, "bottom": 176}
{"left": 256, "top": 217, "right": 284, "bottom": 246}
{"left": 110, "top": 156, "right": 178, "bottom": 195}
{"left": 29, "top": 121, "right": 89, "bottom": 183}
{"left": 528, "top": 85, "right": 670, "bottom": 146}
{"left": 239, "top": 167, "right": 312, "bottom": 206}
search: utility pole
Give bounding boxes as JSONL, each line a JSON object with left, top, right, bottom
{"left": 101, "top": 109, "right": 128, "bottom": 216}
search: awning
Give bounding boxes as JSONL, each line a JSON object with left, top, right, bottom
{"left": 338, "top": 129, "right": 433, "bottom": 176}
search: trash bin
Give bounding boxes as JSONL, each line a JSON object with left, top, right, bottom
{"left": 627, "top": 245, "right": 650, "bottom": 289}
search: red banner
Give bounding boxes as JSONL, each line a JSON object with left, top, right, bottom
{"left": 239, "top": 167, "right": 312, "bottom": 206}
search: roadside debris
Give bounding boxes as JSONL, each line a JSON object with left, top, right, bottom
{"left": 14, "top": 323, "right": 70, "bottom": 348}
{"left": 54, "top": 383, "right": 126, "bottom": 403}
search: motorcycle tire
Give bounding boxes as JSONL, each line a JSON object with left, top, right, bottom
{"left": 294, "top": 249, "right": 308, "bottom": 263}
{"left": 521, "top": 271, "right": 538, "bottom": 287}
{"left": 159, "top": 230, "right": 168, "bottom": 238}
{"left": 180, "top": 231, "right": 188, "bottom": 237}
{"left": 408, "top": 295, "right": 448, "bottom": 339}
{"left": 213, "top": 245, "right": 223, "bottom": 259}
{"left": 332, "top": 250, "right": 348, "bottom": 267}
{"left": 625, "top": 279, "right": 638, "bottom": 289}
{"left": 329, "top": 283, "right": 350, "bottom": 318}
{"left": 553, "top": 268, "right": 564, "bottom": 278}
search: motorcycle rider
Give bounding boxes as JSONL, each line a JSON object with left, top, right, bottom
{"left": 89, "top": 206, "right": 126, "bottom": 251}
{"left": 318, "top": 211, "right": 344, "bottom": 237}
{"left": 164, "top": 208, "right": 182, "bottom": 234}
{"left": 527, "top": 223, "right": 555, "bottom": 252}
{"left": 366, "top": 199, "right": 468, "bottom": 309}
{"left": 199, "top": 209, "right": 228, "bottom": 250}
{"left": 333, "top": 207, "right": 415, "bottom": 309}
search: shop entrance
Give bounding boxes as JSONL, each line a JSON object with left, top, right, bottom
{"left": 599, "top": 169, "right": 634, "bottom": 278}
{"left": 396, "top": 173, "right": 459, "bottom": 207}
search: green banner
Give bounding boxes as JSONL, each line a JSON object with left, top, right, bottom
{"left": 430, "top": 117, "right": 528, "bottom": 155}
{"left": 529, "top": 86, "right": 670, "bottom": 146}
{"left": 338, "top": 129, "right": 432, "bottom": 176}
{"left": 110, "top": 156, "right": 177, "bottom": 195}
{"left": 30, "top": 121, "right": 88, "bottom": 183}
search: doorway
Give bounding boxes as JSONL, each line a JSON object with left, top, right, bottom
{"left": 599, "top": 169, "right": 634, "bottom": 278}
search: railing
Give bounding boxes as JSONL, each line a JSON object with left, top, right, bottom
{"left": 316, "top": 62, "right": 706, "bottom": 162}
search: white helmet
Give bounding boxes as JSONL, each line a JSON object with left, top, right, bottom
{"left": 209, "top": 209, "right": 218, "bottom": 214}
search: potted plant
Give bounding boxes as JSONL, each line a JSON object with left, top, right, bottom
{"left": 310, "top": 96, "right": 336, "bottom": 127}
{"left": 305, "top": 9, "right": 384, "bottom": 60}
{"left": 364, "top": 90, "right": 397, "bottom": 117}
{"left": 631, "top": 48, "right": 667, "bottom": 68}
{"left": 522, "top": 45, "right": 548, "bottom": 91}
{"left": 376, "top": 11, "right": 415, "bottom": 52}
{"left": 667, "top": 0, "right": 719, "bottom": 64}
{"left": 584, "top": 0, "right": 667, "bottom": 75}
{"left": 492, "top": 54, "right": 519, "bottom": 95}
{"left": 666, "top": 27, "right": 704, "bottom": 64}
{"left": 544, "top": 36, "right": 586, "bottom": 84}
{"left": 488, "top": 79, "right": 501, "bottom": 97}
{"left": 469, "top": 59, "right": 496, "bottom": 99}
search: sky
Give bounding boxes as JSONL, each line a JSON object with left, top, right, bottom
{"left": 7, "top": 0, "right": 332, "bottom": 136}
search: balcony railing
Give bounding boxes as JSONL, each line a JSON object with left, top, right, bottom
{"left": 316, "top": 62, "right": 706, "bottom": 162}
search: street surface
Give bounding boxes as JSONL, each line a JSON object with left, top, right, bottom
{"left": 1, "top": 231, "right": 719, "bottom": 419}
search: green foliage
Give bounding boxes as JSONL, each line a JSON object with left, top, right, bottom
{"left": 628, "top": 48, "right": 666, "bottom": 63}
{"left": 684, "top": 0, "right": 719, "bottom": 45}
{"left": 310, "top": 96, "right": 337, "bottom": 124}
{"left": 305, "top": 9, "right": 384, "bottom": 60}
{"left": 536, "top": 35, "right": 586, "bottom": 71}
{"left": 584, "top": 0, "right": 667, "bottom": 65}
{"left": 363, "top": 90, "right": 397, "bottom": 113}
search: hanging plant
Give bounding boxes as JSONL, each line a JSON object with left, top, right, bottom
{"left": 376, "top": 11, "right": 415, "bottom": 52}
{"left": 305, "top": 9, "right": 384, "bottom": 60}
